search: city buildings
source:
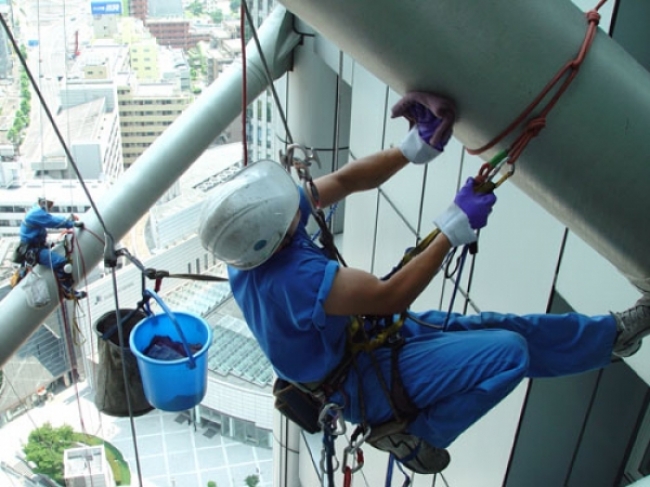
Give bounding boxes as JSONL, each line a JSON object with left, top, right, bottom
{"left": 4, "top": 1, "right": 650, "bottom": 487}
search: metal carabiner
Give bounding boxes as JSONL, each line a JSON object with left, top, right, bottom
{"left": 494, "top": 161, "right": 516, "bottom": 188}
{"left": 342, "top": 426, "right": 371, "bottom": 474}
{"left": 318, "top": 402, "right": 347, "bottom": 436}
{"left": 486, "top": 155, "right": 511, "bottom": 183}
{"left": 319, "top": 444, "right": 341, "bottom": 481}
{"left": 282, "top": 143, "right": 321, "bottom": 182}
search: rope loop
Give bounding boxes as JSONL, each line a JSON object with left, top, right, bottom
{"left": 466, "top": 0, "right": 608, "bottom": 168}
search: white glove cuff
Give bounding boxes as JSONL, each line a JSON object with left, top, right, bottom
{"left": 399, "top": 127, "right": 442, "bottom": 165}
{"left": 433, "top": 203, "right": 477, "bottom": 247}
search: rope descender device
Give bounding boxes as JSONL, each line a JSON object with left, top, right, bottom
{"left": 280, "top": 143, "right": 346, "bottom": 264}
{"left": 280, "top": 143, "right": 323, "bottom": 209}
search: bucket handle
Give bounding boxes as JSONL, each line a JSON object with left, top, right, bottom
{"left": 144, "top": 290, "right": 196, "bottom": 369}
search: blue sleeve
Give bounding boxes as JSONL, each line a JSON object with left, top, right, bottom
{"left": 312, "top": 259, "right": 341, "bottom": 328}
{"left": 26, "top": 210, "right": 73, "bottom": 229}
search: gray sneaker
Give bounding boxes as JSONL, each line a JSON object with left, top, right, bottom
{"left": 613, "top": 296, "right": 650, "bottom": 357}
{"left": 369, "top": 432, "right": 450, "bottom": 474}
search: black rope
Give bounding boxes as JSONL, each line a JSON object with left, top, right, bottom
{"left": 242, "top": 0, "right": 294, "bottom": 145}
{"left": 108, "top": 267, "right": 146, "bottom": 486}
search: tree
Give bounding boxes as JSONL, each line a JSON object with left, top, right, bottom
{"left": 209, "top": 9, "right": 223, "bottom": 24}
{"left": 207, "top": 481, "right": 217, "bottom": 487}
{"left": 244, "top": 474, "right": 260, "bottom": 487}
{"left": 230, "top": 0, "right": 241, "bottom": 12}
{"left": 23, "top": 423, "right": 76, "bottom": 485}
{"left": 7, "top": 128, "right": 17, "bottom": 144}
{"left": 187, "top": 0, "right": 204, "bottom": 16}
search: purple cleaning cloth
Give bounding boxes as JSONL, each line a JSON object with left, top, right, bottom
{"left": 143, "top": 335, "right": 202, "bottom": 360}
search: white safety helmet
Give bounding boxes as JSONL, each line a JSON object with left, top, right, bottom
{"left": 38, "top": 197, "right": 53, "bottom": 211}
{"left": 199, "top": 159, "right": 300, "bottom": 270}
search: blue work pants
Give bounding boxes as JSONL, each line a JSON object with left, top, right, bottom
{"left": 336, "top": 310, "right": 617, "bottom": 448}
{"left": 38, "top": 246, "right": 68, "bottom": 276}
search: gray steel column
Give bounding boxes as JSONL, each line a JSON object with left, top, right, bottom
{"left": 0, "top": 6, "right": 300, "bottom": 368}
{"left": 276, "top": 0, "right": 650, "bottom": 292}
{"left": 278, "top": 34, "right": 352, "bottom": 235}
{"left": 273, "top": 409, "right": 302, "bottom": 487}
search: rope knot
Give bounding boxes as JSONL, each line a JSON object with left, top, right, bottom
{"left": 526, "top": 117, "right": 546, "bottom": 136}
{"left": 585, "top": 10, "right": 601, "bottom": 24}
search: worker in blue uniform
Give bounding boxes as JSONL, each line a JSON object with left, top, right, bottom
{"left": 19, "top": 197, "right": 85, "bottom": 298}
{"left": 198, "top": 92, "right": 650, "bottom": 475}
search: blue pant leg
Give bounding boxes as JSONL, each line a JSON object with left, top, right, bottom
{"left": 447, "top": 311, "right": 615, "bottom": 376}
{"left": 339, "top": 327, "right": 529, "bottom": 449}
{"left": 405, "top": 309, "right": 616, "bottom": 377}
{"left": 38, "top": 247, "right": 67, "bottom": 275}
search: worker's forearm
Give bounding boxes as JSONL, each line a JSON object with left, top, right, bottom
{"left": 315, "top": 148, "right": 409, "bottom": 208}
{"left": 340, "top": 148, "right": 408, "bottom": 194}
{"left": 323, "top": 231, "right": 453, "bottom": 317}
{"left": 381, "top": 232, "right": 452, "bottom": 312}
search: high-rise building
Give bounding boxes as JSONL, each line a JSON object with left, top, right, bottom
{"left": 127, "top": 0, "right": 148, "bottom": 23}
{"left": 0, "top": 3, "right": 13, "bottom": 79}
{"left": 117, "top": 77, "right": 192, "bottom": 166}
{"left": 246, "top": 0, "right": 277, "bottom": 163}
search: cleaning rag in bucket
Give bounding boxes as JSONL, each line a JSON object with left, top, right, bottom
{"left": 144, "top": 335, "right": 202, "bottom": 360}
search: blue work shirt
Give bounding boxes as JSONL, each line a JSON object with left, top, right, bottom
{"left": 19, "top": 205, "right": 74, "bottom": 247}
{"left": 229, "top": 188, "right": 350, "bottom": 383}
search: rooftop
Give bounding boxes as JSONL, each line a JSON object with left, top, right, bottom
{"left": 64, "top": 446, "right": 106, "bottom": 477}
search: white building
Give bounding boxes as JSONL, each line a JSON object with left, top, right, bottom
{"left": 63, "top": 445, "right": 114, "bottom": 487}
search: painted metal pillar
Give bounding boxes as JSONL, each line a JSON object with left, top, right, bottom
{"left": 276, "top": 0, "right": 650, "bottom": 293}
{"left": 0, "top": 6, "right": 300, "bottom": 368}
{"left": 276, "top": 31, "right": 352, "bottom": 234}
{"left": 271, "top": 34, "right": 353, "bottom": 486}
{"left": 273, "top": 409, "right": 302, "bottom": 487}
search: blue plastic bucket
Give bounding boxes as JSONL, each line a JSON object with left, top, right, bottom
{"left": 130, "top": 298, "right": 213, "bottom": 412}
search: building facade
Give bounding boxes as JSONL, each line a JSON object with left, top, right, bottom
{"left": 117, "top": 78, "right": 193, "bottom": 166}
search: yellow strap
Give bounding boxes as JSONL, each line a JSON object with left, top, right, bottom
{"left": 396, "top": 228, "right": 441, "bottom": 269}
{"left": 348, "top": 315, "right": 406, "bottom": 354}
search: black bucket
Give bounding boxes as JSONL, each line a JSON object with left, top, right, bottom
{"left": 93, "top": 309, "right": 154, "bottom": 417}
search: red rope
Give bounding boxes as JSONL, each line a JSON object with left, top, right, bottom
{"left": 240, "top": 1, "right": 249, "bottom": 166}
{"left": 467, "top": 1, "right": 608, "bottom": 166}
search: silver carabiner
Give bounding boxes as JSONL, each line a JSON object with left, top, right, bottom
{"left": 282, "top": 143, "right": 321, "bottom": 182}
{"left": 342, "top": 426, "right": 371, "bottom": 474}
{"left": 320, "top": 444, "right": 341, "bottom": 479}
{"left": 486, "top": 155, "right": 511, "bottom": 183}
{"left": 318, "top": 402, "right": 346, "bottom": 436}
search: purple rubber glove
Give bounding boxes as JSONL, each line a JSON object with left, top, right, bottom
{"left": 454, "top": 177, "right": 497, "bottom": 229}
{"left": 392, "top": 91, "right": 456, "bottom": 164}
{"left": 433, "top": 178, "right": 496, "bottom": 247}
{"left": 401, "top": 100, "right": 449, "bottom": 151}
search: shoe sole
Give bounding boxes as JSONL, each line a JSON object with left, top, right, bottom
{"left": 371, "top": 433, "right": 450, "bottom": 474}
